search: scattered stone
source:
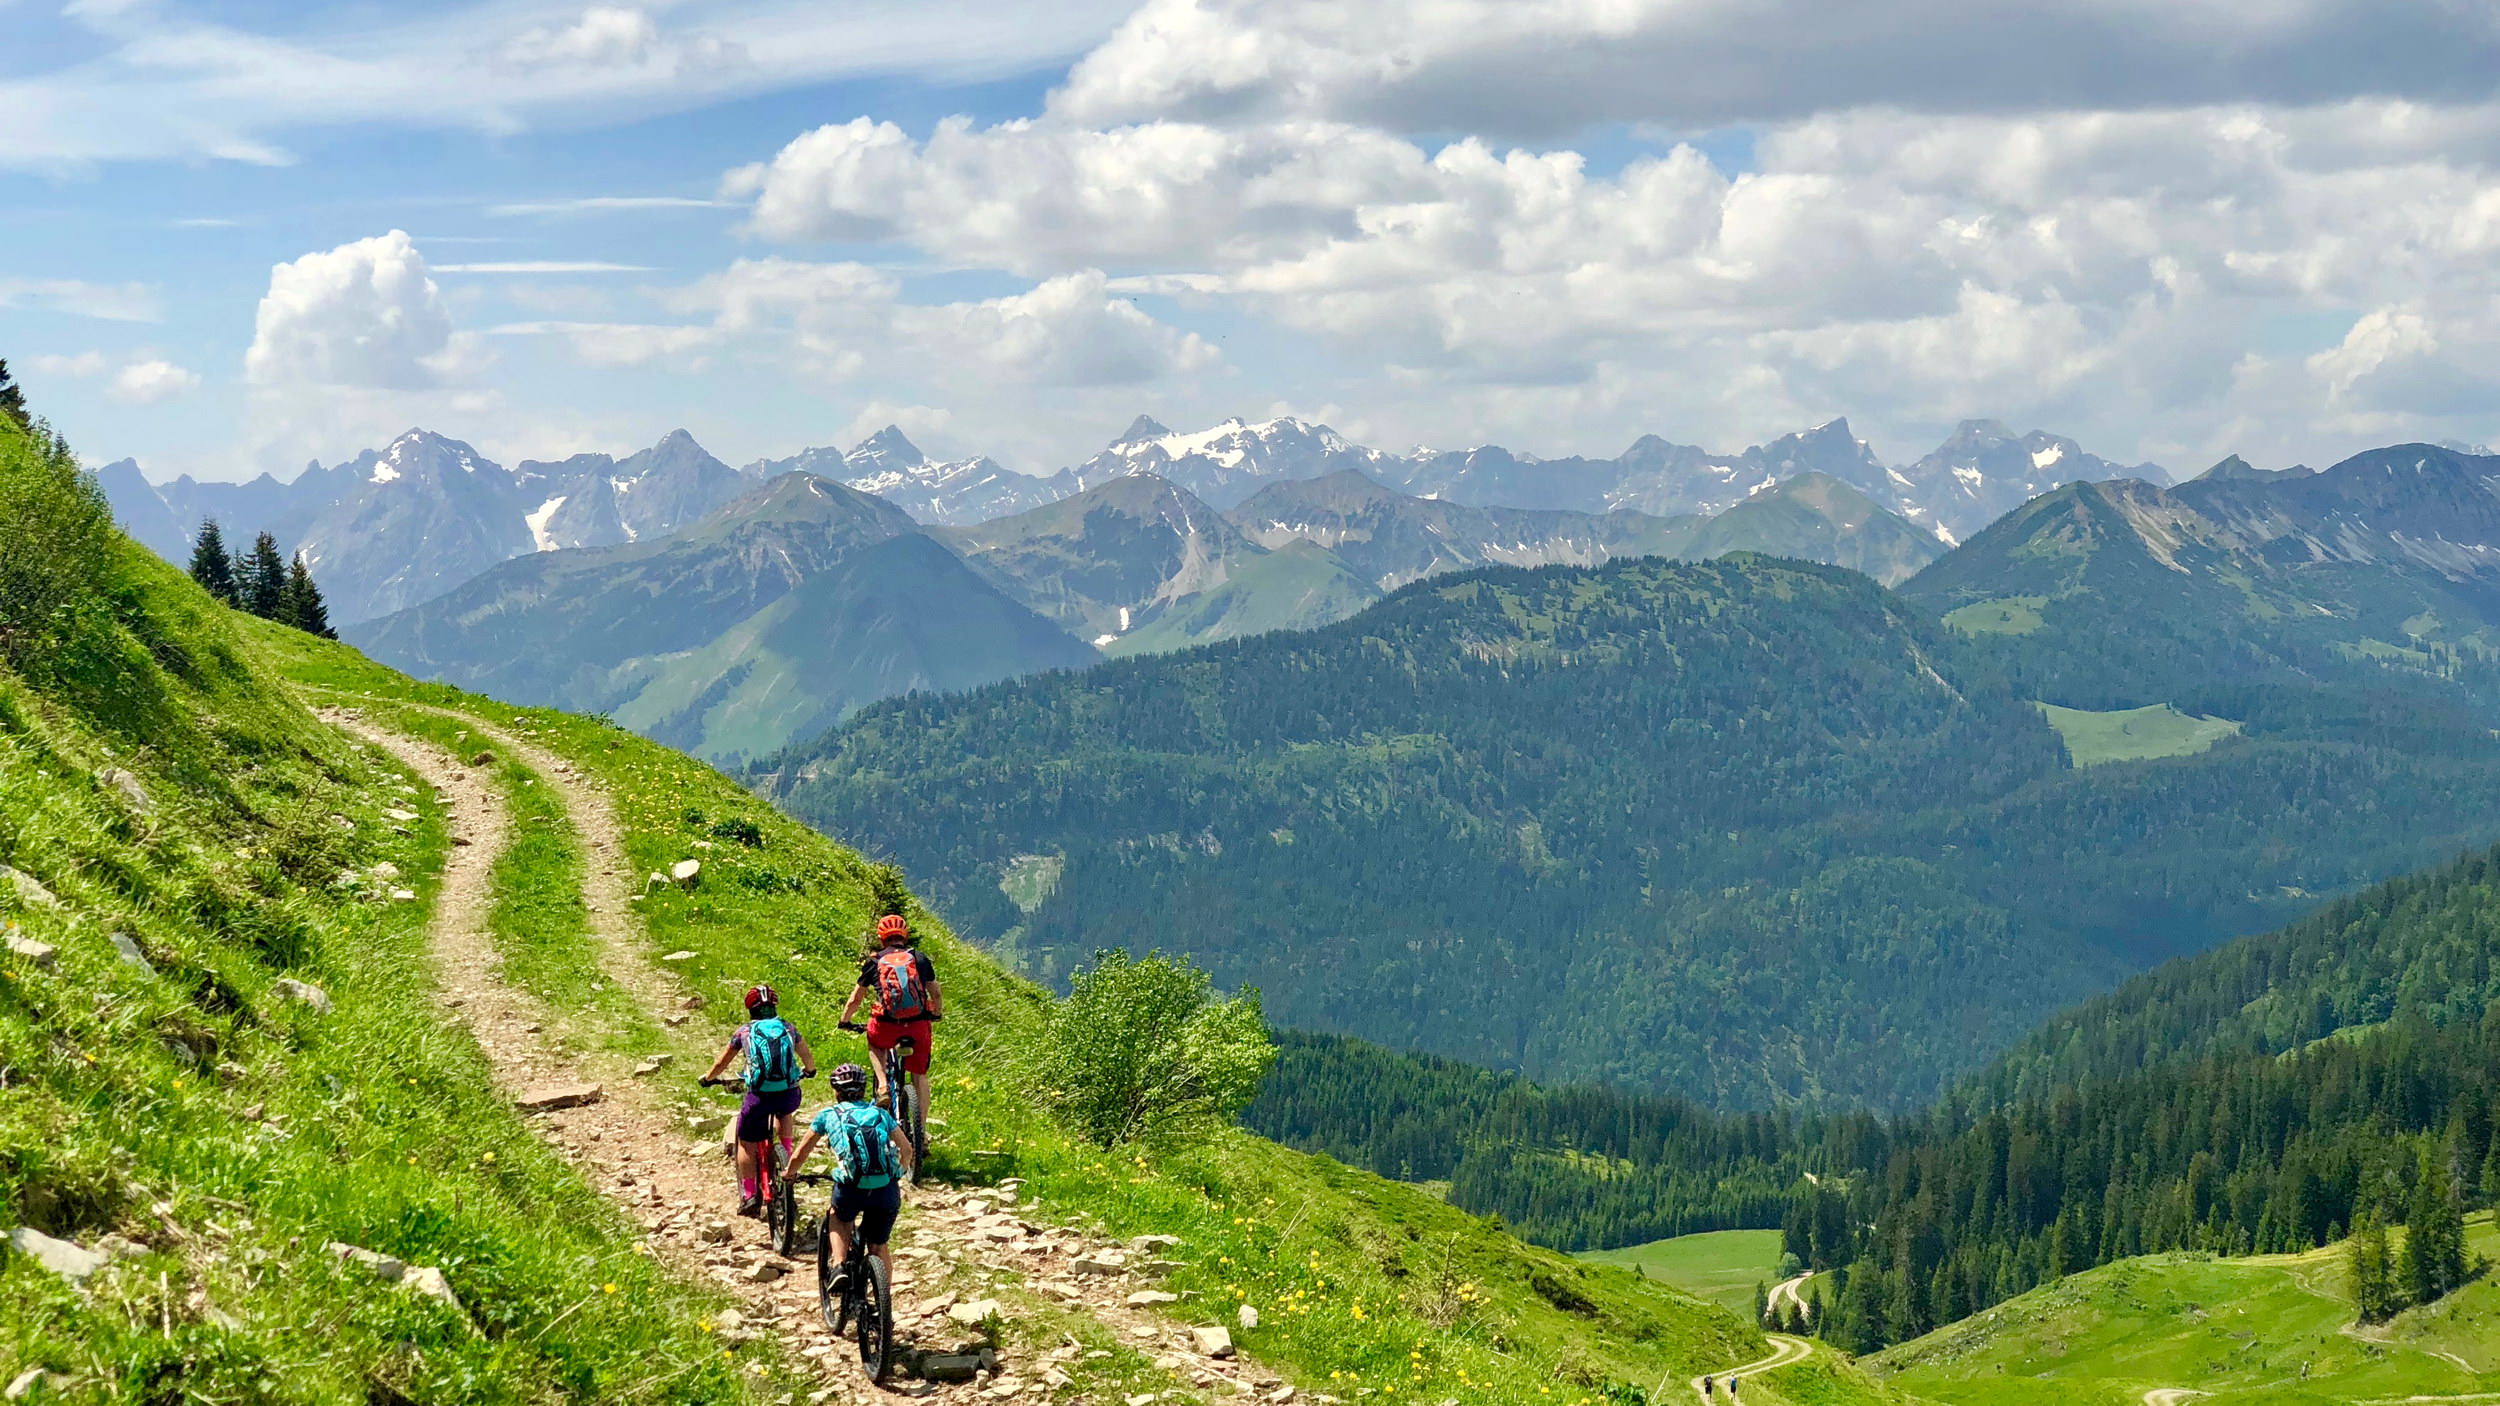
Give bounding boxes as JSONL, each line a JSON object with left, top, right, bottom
{"left": 948, "top": 1298, "right": 1001, "bottom": 1327}
{"left": 5, "top": 934, "right": 56, "bottom": 968}
{"left": 1136, "top": 1259, "right": 1185, "bottom": 1279}
{"left": 1072, "top": 1251, "right": 1128, "bottom": 1276}
{"left": 1237, "top": 1304, "right": 1260, "bottom": 1330}
{"left": 371, "top": 861, "right": 402, "bottom": 881}
{"left": 3, "top": 868, "right": 60, "bottom": 909}
{"left": 270, "top": 978, "right": 333, "bottom": 1014}
{"left": 687, "top": 1112, "right": 729, "bottom": 1137}
{"left": 5, "top": 1368, "right": 55, "bottom": 1401}
{"left": 632, "top": 1054, "right": 673, "bottom": 1078}
{"left": 664, "top": 1013, "right": 690, "bottom": 1027}
{"left": 383, "top": 808, "right": 419, "bottom": 823}
{"left": 679, "top": 994, "right": 707, "bottom": 1010}
{"left": 389, "top": 889, "right": 417, "bottom": 903}
{"left": 515, "top": 1083, "right": 603, "bottom": 1112}
{"left": 98, "top": 767, "right": 152, "bottom": 815}
{"left": 404, "top": 1265, "right": 471, "bottom": 1324}
{"left": 1133, "top": 1234, "right": 1183, "bottom": 1251}
{"left": 8, "top": 1226, "right": 109, "bottom": 1284}
{"left": 107, "top": 930, "right": 155, "bottom": 977}
{"left": 1126, "top": 1290, "right": 1180, "bottom": 1308}
{"left": 918, "top": 1354, "right": 985, "bottom": 1383}
{"left": 744, "top": 1260, "right": 785, "bottom": 1283}
{"left": 1191, "top": 1326, "right": 1236, "bottom": 1359}
{"left": 327, "top": 1241, "right": 407, "bottom": 1282}
{"left": 698, "top": 1221, "right": 732, "bottom": 1244}
{"left": 470, "top": 751, "right": 493, "bottom": 767}
{"left": 660, "top": 951, "right": 698, "bottom": 963}
{"left": 670, "top": 860, "right": 702, "bottom": 890}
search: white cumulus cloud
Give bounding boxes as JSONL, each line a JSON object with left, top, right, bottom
{"left": 245, "top": 230, "right": 474, "bottom": 391}
{"left": 109, "top": 359, "right": 201, "bottom": 404}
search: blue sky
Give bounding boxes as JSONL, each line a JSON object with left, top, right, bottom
{"left": 7, "top": 0, "right": 2499, "bottom": 482}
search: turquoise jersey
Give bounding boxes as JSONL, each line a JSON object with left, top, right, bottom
{"left": 812, "top": 1101, "right": 899, "bottom": 1188}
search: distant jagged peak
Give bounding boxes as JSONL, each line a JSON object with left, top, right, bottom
{"left": 845, "top": 424, "right": 927, "bottom": 470}
{"left": 1112, "top": 414, "right": 1173, "bottom": 446}
{"left": 362, "top": 428, "right": 497, "bottom": 485}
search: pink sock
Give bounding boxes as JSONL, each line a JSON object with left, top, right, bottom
{"left": 741, "top": 1175, "right": 758, "bottom": 1200}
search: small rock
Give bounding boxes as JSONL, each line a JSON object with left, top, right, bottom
{"left": 270, "top": 978, "right": 333, "bottom": 1014}
{"left": 1132, "top": 1234, "right": 1182, "bottom": 1251}
{"left": 670, "top": 859, "right": 702, "bottom": 890}
{"left": 948, "top": 1298, "right": 1001, "bottom": 1326}
{"left": 1191, "top": 1326, "right": 1235, "bottom": 1359}
{"left": 1237, "top": 1303, "right": 1260, "bottom": 1329}
{"left": 470, "top": 751, "right": 493, "bottom": 767}
{"left": 8, "top": 1226, "right": 109, "bottom": 1284}
{"left": 383, "top": 808, "right": 419, "bottom": 823}
{"left": 3, "top": 868, "right": 60, "bottom": 909}
{"left": 744, "top": 1260, "right": 785, "bottom": 1283}
{"left": 404, "top": 1264, "right": 470, "bottom": 1322}
{"left": 107, "top": 931, "right": 156, "bottom": 977}
{"left": 698, "top": 1221, "right": 732, "bottom": 1244}
{"left": 515, "top": 1083, "right": 603, "bottom": 1112}
{"left": 1126, "top": 1290, "right": 1179, "bottom": 1308}
{"left": 371, "top": 861, "right": 402, "bottom": 881}
{"left": 327, "top": 1241, "right": 407, "bottom": 1282}
{"left": 389, "top": 889, "right": 417, "bottom": 903}
{"left": 98, "top": 767, "right": 152, "bottom": 815}
{"left": 663, "top": 1013, "right": 690, "bottom": 1027}
{"left": 1072, "top": 1251, "right": 1128, "bottom": 1276}
{"left": 5, "top": 934, "right": 57, "bottom": 968}
{"left": 679, "top": 994, "right": 707, "bottom": 1010}
{"left": 715, "top": 1308, "right": 747, "bottom": 1331}
{"left": 1135, "top": 1259, "right": 1185, "bottom": 1279}
{"left": 632, "top": 1054, "right": 673, "bottom": 1078}
{"left": 918, "top": 1354, "right": 985, "bottom": 1383}
{"left": 660, "top": 951, "right": 698, "bottom": 963}
{"left": 5, "top": 1369, "right": 56, "bottom": 1401}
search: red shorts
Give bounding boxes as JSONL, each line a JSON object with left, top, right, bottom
{"left": 865, "top": 1016, "right": 933, "bottom": 1074}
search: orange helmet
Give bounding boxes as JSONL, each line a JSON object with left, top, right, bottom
{"left": 875, "top": 914, "right": 910, "bottom": 942}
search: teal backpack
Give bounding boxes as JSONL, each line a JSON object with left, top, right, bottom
{"left": 745, "top": 1017, "right": 800, "bottom": 1093}
{"left": 831, "top": 1103, "right": 896, "bottom": 1190}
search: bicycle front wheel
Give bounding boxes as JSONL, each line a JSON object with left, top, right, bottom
{"left": 817, "top": 1216, "right": 842, "bottom": 1332}
{"left": 856, "top": 1252, "right": 893, "bottom": 1384}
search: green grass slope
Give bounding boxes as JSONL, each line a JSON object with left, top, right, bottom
{"left": 1874, "top": 1214, "right": 2500, "bottom": 1405}
{"left": 0, "top": 428, "right": 762, "bottom": 1402}
{"left": 1578, "top": 1230, "right": 1785, "bottom": 1315}
{"left": 2037, "top": 702, "right": 2241, "bottom": 766}
{"left": 263, "top": 628, "right": 1893, "bottom": 1405}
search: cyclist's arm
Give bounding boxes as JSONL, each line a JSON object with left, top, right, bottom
{"left": 792, "top": 1028, "right": 818, "bottom": 1075}
{"left": 786, "top": 1128, "right": 825, "bottom": 1178}
{"left": 887, "top": 1123, "right": 913, "bottom": 1175}
{"left": 701, "top": 1039, "right": 739, "bottom": 1081}
{"left": 839, "top": 984, "right": 869, "bottom": 1023}
{"left": 924, "top": 977, "right": 943, "bottom": 1020}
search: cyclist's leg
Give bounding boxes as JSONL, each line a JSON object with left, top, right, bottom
{"left": 827, "top": 1187, "right": 861, "bottom": 1287}
{"left": 857, "top": 1182, "right": 901, "bottom": 1288}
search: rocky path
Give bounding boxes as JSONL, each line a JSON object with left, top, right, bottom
{"left": 325, "top": 705, "right": 1285, "bottom": 1404}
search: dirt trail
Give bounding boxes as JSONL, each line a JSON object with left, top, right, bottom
{"left": 2141, "top": 1390, "right": 2207, "bottom": 1406}
{"left": 1765, "top": 1273, "right": 1812, "bottom": 1324}
{"left": 326, "top": 705, "right": 1286, "bottom": 1404}
{"left": 1690, "top": 1332, "right": 1812, "bottom": 1402}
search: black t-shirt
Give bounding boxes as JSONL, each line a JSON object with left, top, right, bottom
{"left": 857, "top": 948, "right": 937, "bottom": 1016}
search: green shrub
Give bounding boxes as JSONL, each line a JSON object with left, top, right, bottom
{"left": 0, "top": 418, "right": 113, "bottom": 662}
{"left": 1038, "top": 949, "right": 1275, "bottom": 1148}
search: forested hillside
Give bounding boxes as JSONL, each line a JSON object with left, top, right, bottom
{"left": 770, "top": 551, "right": 2500, "bottom": 1107}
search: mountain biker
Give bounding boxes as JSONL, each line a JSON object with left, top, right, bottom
{"left": 787, "top": 1063, "right": 906, "bottom": 1297}
{"left": 839, "top": 915, "right": 941, "bottom": 1137}
{"left": 700, "top": 983, "right": 818, "bottom": 1217}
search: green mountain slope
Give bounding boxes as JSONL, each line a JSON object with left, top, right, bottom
{"left": 938, "top": 473, "right": 1267, "bottom": 644}
{"left": 350, "top": 474, "right": 1093, "bottom": 761}
{"left": 1672, "top": 472, "right": 1944, "bottom": 586}
{"left": 1901, "top": 444, "right": 2500, "bottom": 712}
{"left": 767, "top": 549, "right": 2500, "bottom": 1107}
{"left": 1873, "top": 1217, "right": 2500, "bottom": 1405}
{"left": 1107, "top": 539, "right": 1381, "bottom": 656}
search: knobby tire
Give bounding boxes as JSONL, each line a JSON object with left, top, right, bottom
{"left": 857, "top": 1250, "right": 893, "bottom": 1383}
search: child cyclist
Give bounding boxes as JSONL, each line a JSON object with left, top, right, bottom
{"left": 700, "top": 983, "right": 818, "bottom": 1217}
{"left": 839, "top": 915, "right": 941, "bottom": 1143}
{"left": 787, "top": 1063, "right": 907, "bottom": 1296}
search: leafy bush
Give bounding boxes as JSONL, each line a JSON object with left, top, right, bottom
{"left": 1038, "top": 949, "right": 1275, "bottom": 1148}
{"left": 0, "top": 418, "right": 113, "bottom": 662}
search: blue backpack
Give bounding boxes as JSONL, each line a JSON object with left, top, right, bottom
{"left": 830, "top": 1103, "right": 896, "bottom": 1190}
{"left": 745, "top": 1018, "right": 800, "bottom": 1093}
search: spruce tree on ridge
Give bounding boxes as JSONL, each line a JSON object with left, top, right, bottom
{"left": 187, "top": 520, "right": 238, "bottom": 605}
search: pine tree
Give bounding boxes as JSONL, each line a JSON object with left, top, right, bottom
{"left": 188, "top": 520, "right": 239, "bottom": 604}
{"left": 2351, "top": 1210, "right": 2397, "bottom": 1323}
{"left": 0, "top": 359, "right": 25, "bottom": 429}
{"left": 280, "top": 553, "right": 335, "bottom": 638}
{"left": 2399, "top": 1147, "right": 2468, "bottom": 1306}
{"left": 239, "top": 531, "right": 287, "bottom": 620}
{"left": 1806, "top": 1282, "right": 1827, "bottom": 1336}
{"left": 1753, "top": 1280, "right": 1770, "bottom": 1329}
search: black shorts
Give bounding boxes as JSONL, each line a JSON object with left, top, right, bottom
{"left": 831, "top": 1181, "right": 902, "bottom": 1247}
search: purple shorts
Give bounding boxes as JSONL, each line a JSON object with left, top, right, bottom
{"left": 734, "top": 1085, "right": 803, "bottom": 1143}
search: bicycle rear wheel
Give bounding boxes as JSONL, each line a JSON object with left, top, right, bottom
{"left": 856, "top": 1251, "right": 893, "bottom": 1384}
{"left": 896, "top": 1082, "right": 922, "bottom": 1181}
{"left": 768, "top": 1143, "right": 798, "bottom": 1256}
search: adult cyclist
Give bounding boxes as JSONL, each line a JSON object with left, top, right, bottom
{"left": 787, "top": 1063, "right": 907, "bottom": 1297}
{"left": 700, "top": 983, "right": 818, "bottom": 1217}
{"left": 839, "top": 914, "right": 941, "bottom": 1143}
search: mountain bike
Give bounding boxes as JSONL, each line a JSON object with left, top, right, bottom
{"left": 698, "top": 1075, "right": 807, "bottom": 1255}
{"left": 818, "top": 1209, "right": 894, "bottom": 1383}
{"left": 840, "top": 1023, "right": 928, "bottom": 1177}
